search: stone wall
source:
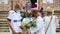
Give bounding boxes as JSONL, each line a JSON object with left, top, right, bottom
{"left": 40, "top": 0, "right": 60, "bottom": 11}
{"left": 0, "top": 0, "right": 11, "bottom": 11}
{"left": 0, "top": 0, "right": 60, "bottom": 11}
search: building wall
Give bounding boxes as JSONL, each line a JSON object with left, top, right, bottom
{"left": 0, "top": 0, "right": 26, "bottom": 11}
{"left": 0, "top": 0, "right": 60, "bottom": 11}
{"left": 40, "top": 0, "right": 60, "bottom": 11}
{"left": 0, "top": 0, "right": 11, "bottom": 11}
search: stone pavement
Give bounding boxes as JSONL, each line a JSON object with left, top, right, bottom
{"left": 0, "top": 32, "right": 60, "bottom": 34}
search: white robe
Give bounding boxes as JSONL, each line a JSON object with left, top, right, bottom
{"left": 43, "top": 15, "right": 59, "bottom": 34}
{"left": 30, "top": 16, "right": 45, "bottom": 34}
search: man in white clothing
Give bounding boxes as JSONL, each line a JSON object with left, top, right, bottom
{"left": 30, "top": 11, "right": 45, "bottom": 34}
{"left": 43, "top": 7, "right": 59, "bottom": 34}
{"left": 7, "top": 4, "right": 22, "bottom": 34}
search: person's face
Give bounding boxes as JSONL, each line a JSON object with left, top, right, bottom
{"left": 47, "top": 12, "right": 52, "bottom": 14}
{"left": 15, "top": 5, "right": 20, "bottom": 10}
{"left": 36, "top": 12, "right": 41, "bottom": 16}
{"left": 47, "top": 12, "right": 52, "bottom": 15}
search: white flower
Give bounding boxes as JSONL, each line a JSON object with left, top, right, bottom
{"left": 22, "top": 18, "right": 33, "bottom": 25}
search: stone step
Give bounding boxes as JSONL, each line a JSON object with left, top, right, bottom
{"left": 56, "top": 29, "right": 60, "bottom": 32}
{"left": 0, "top": 26, "right": 8, "bottom": 28}
{"left": 0, "top": 27, "right": 9, "bottom": 32}
{"left": 59, "top": 21, "right": 60, "bottom": 23}
{"left": 49, "top": 12, "right": 60, "bottom": 19}
{"left": 59, "top": 24, "right": 60, "bottom": 26}
{"left": 0, "top": 11, "right": 8, "bottom": 14}
{"left": 0, "top": 17, "right": 7, "bottom": 19}
{"left": 57, "top": 24, "right": 60, "bottom": 28}
{"left": 0, "top": 22, "right": 7, "bottom": 24}
{"left": 54, "top": 11, "right": 60, "bottom": 13}
{"left": 0, "top": 12, "right": 8, "bottom": 14}
{"left": 55, "top": 12, "right": 60, "bottom": 14}
{"left": 0, "top": 14, "right": 8, "bottom": 16}
{"left": 0, "top": 14, "right": 8, "bottom": 17}
{"left": 0, "top": 20, "right": 7, "bottom": 23}
{"left": 0, "top": 29, "right": 9, "bottom": 32}
{"left": 0, "top": 24, "right": 8, "bottom": 27}
{"left": 55, "top": 12, "right": 60, "bottom": 13}
{"left": 54, "top": 15, "right": 60, "bottom": 19}
{"left": 56, "top": 23, "right": 60, "bottom": 32}
{"left": 0, "top": 14, "right": 8, "bottom": 19}
{"left": 57, "top": 27, "right": 60, "bottom": 29}
{"left": 55, "top": 14, "right": 60, "bottom": 16}
{"left": 0, "top": 19, "right": 7, "bottom": 22}
{"left": 55, "top": 13, "right": 60, "bottom": 15}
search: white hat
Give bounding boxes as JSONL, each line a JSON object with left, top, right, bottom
{"left": 46, "top": 6, "right": 52, "bottom": 12}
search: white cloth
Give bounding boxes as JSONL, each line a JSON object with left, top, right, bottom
{"left": 43, "top": 15, "right": 59, "bottom": 34}
{"left": 7, "top": 10, "right": 22, "bottom": 34}
{"left": 22, "top": 18, "right": 33, "bottom": 25}
{"left": 30, "top": 16, "right": 45, "bottom": 34}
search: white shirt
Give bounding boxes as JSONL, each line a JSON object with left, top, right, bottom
{"left": 30, "top": 16, "right": 45, "bottom": 34}
{"left": 7, "top": 10, "right": 22, "bottom": 34}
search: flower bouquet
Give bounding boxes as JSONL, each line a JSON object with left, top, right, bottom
{"left": 21, "top": 18, "right": 36, "bottom": 34}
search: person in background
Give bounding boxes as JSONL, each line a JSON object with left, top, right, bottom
{"left": 30, "top": 11, "right": 45, "bottom": 34}
{"left": 30, "top": 0, "right": 37, "bottom": 8}
{"left": 46, "top": 6, "right": 55, "bottom": 15}
{"left": 43, "top": 7, "right": 59, "bottom": 34}
{"left": 7, "top": 4, "right": 22, "bottom": 34}
{"left": 38, "top": 7, "right": 44, "bottom": 17}
{"left": 40, "top": 7, "right": 44, "bottom": 17}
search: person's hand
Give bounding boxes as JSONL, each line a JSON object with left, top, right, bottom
{"left": 26, "top": 24, "right": 31, "bottom": 29}
{"left": 20, "top": 24, "right": 24, "bottom": 29}
{"left": 25, "top": 31, "right": 28, "bottom": 34}
{"left": 12, "top": 30, "right": 16, "bottom": 34}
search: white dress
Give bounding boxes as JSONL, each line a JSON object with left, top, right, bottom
{"left": 30, "top": 16, "right": 45, "bottom": 34}
{"left": 7, "top": 10, "right": 22, "bottom": 34}
{"left": 44, "top": 15, "right": 59, "bottom": 34}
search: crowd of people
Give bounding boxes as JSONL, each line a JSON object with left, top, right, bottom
{"left": 7, "top": 4, "right": 59, "bottom": 34}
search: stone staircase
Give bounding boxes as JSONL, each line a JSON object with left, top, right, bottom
{"left": 55, "top": 11, "right": 60, "bottom": 32}
{"left": 0, "top": 11, "right": 9, "bottom": 32}
{"left": 0, "top": 11, "right": 60, "bottom": 32}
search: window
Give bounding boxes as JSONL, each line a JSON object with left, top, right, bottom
{"left": 0, "top": 0, "right": 2, "bottom": 2}
{"left": 0, "top": 0, "right": 8, "bottom": 4}
{"left": 2, "top": 0, "right": 8, "bottom": 4}
{"left": 43, "top": 0, "right": 53, "bottom": 3}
